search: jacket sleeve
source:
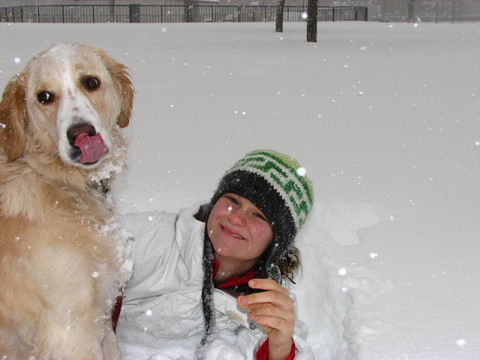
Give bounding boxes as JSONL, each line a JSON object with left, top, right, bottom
{"left": 117, "top": 210, "right": 180, "bottom": 304}
{"left": 256, "top": 338, "right": 297, "bottom": 360}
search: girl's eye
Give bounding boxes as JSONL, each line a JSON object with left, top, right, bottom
{"left": 254, "top": 213, "right": 268, "bottom": 222}
{"left": 225, "top": 195, "right": 239, "bottom": 205}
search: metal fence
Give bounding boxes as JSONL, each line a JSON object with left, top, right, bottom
{"left": 379, "top": 0, "right": 480, "bottom": 23}
{"left": 0, "top": 5, "right": 368, "bottom": 24}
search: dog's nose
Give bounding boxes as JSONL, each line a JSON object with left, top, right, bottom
{"left": 67, "top": 123, "right": 96, "bottom": 146}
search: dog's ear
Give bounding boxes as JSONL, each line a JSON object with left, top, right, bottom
{"left": 0, "top": 74, "right": 27, "bottom": 161}
{"left": 106, "top": 58, "right": 134, "bottom": 129}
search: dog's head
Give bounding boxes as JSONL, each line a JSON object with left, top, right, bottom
{"left": 0, "top": 43, "right": 134, "bottom": 168}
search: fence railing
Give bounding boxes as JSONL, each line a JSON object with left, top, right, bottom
{"left": 0, "top": 5, "right": 368, "bottom": 24}
{"left": 379, "top": 0, "right": 480, "bottom": 23}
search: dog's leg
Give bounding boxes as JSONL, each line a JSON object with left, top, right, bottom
{"left": 34, "top": 316, "right": 104, "bottom": 360}
{"left": 102, "top": 320, "right": 121, "bottom": 360}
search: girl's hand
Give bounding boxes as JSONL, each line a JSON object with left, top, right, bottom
{"left": 237, "top": 279, "right": 295, "bottom": 360}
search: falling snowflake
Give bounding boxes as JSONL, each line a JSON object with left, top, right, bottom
{"left": 296, "top": 167, "right": 307, "bottom": 176}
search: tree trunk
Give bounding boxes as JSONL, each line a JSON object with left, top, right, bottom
{"left": 275, "top": 0, "right": 286, "bottom": 33}
{"left": 306, "top": 0, "right": 317, "bottom": 42}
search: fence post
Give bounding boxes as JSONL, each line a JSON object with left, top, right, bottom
{"left": 129, "top": 4, "right": 140, "bottom": 22}
{"left": 451, "top": 0, "right": 454, "bottom": 23}
{"left": 185, "top": 2, "right": 193, "bottom": 22}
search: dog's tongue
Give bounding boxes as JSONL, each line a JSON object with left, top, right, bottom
{"left": 73, "top": 132, "right": 107, "bottom": 164}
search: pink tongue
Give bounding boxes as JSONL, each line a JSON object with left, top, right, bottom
{"left": 73, "top": 132, "right": 107, "bottom": 164}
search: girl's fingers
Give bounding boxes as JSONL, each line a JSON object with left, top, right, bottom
{"left": 247, "top": 303, "right": 295, "bottom": 324}
{"left": 235, "top": 280, "right": 296, "bottom": 352}
{"left": 248, "top": 307, "right": 295, "bottom": 345}
{"left": 235, "top": 278, "right": 295, "bottom": 339}
{"left": 237, "top": 288, "right": 294, "bottom": 312}
{"left": 251, "top": 313, "right": 294, "bottom": 335}
{"left": 237, "top": 295, "right": 294, "bottom": 330}
{"left": 248, "top": 279, "right": 289, "bottom": 296}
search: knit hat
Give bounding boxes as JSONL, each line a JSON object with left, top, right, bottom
{"left": 207, "top": 149, "right": 314, "bottom": 279}
{"left": 196, "top": 150, "right": 314, "bottom": 357}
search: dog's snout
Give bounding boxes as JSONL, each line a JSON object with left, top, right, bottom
{"left": 67, "top": 123, "right": 96, "bottom": 146}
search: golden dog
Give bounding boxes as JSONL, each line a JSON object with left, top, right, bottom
{"left": 0, "top": 44, "right": 134, "bottom": 359}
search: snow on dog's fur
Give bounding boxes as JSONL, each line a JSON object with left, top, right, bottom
{"left": 0, "top": 43, "right": 134, "bottom": 359}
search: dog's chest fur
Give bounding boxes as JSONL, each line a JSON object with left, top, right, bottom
{"left": 0, "top": 157, "right": 128, "bottom": 327}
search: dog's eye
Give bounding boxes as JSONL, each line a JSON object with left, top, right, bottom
{"left": 83, "top": 77, "right": 101, "bottom": 91}
{"left": 37, "top": 91, "right": 54, "bottom": 104}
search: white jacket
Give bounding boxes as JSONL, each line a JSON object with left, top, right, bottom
{"left": 116, "top": 205, "right": 313, "bottom": 360}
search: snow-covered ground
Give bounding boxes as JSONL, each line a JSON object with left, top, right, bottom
{"left": 1, "top": 21, "right": 479, "bottom": 359}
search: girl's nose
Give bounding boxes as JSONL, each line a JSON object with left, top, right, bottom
{"left": 228, "top": 206, "right": 247, "bottom": 226}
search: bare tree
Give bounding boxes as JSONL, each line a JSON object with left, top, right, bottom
{"left": 306, "top": 0, "right": 317, "bottom": 42}
{"left": 275, "top": 0, "right": 286, "bottom": 32}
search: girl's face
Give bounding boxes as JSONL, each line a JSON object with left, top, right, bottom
{"left": 207, "top": 193, "right": 274, "bottom": 265}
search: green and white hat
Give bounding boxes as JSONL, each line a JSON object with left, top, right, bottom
{"left": 208, "top": 149, "right": 315, "bottom": 279}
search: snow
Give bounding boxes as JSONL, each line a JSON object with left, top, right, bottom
{"left": 1, "top": 21, "right": 479, "bottom": 359}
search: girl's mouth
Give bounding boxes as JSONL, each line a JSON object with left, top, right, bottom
{"left": 221, "top": 225, "right": 245, "bottom": 240}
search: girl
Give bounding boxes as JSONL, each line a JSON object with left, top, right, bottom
{"left": 116, "top": 149, "right": 315, "bottom": 360}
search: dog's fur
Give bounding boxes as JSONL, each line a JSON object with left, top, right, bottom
{"left": 0, "top": 44, "right": 134, "bottom": 359}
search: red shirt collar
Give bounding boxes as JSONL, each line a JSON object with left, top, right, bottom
{"left": 212, "top": 256, "right": 257, "bottom": 289}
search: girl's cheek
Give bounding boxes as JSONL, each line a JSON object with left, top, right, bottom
{"left": 251, "top": 229, "right": 272, "bottom": 249}
{"left": 258, "top": 225, "right": 273, "bottom": 243}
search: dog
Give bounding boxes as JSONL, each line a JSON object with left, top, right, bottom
{"left": 0, "top": 43, "right": 134, "bottom": 359}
